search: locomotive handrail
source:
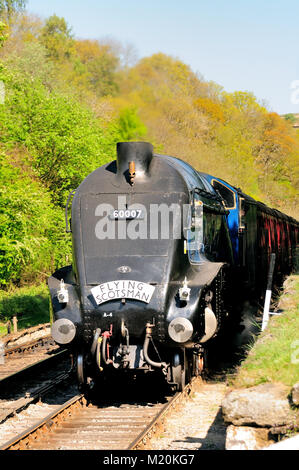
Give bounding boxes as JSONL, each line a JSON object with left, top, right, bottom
{"left": 192, "top": 186, "right": 223, "bottom": 203}
{"left": 190, "top": 187, "right": 228, "bottom": 216}
{"left": 65, "top": 189, "right": 77, "bottom": 233}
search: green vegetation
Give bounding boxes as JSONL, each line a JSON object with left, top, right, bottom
{"left": 0, "top": 156, "right": 71, "bottom": 286}
{"left": 116, "top": 55, "right": 299, "bottom": 212}
{"left": 283, "top": 113, "right": 297, "bottom": 124}
{"left": 0, "top": 283, "right": 49, "bottom": 335}
{"left": 0, "top": 1, "right": 25, "bottom": 21}
{"left": 0, "top": 3, "right": 298, "bottom": 332}
{"left": 234, "top": 275, "right": 299, "bottom": 388}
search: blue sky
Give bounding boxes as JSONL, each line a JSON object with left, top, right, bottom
{"left": 26, "top": 0, "right": 299, "bottom": 114}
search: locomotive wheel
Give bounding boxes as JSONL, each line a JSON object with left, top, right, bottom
{"left": 171, "top": 350, "right": 186, "bottom": 391}
{"left": 77, "top": 353, "right": 86, "bottom": 389}
{"left": 192, "top": 350, "right": 206, "bottom": 376}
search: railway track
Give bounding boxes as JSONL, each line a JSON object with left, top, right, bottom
{"left": 0, "top": 349, "right": 72, "bottom": 424}
{"left": 0, "top": 377, "right": 202, "bottom": 450}
{"left": 2, "top": 323, "right": 52, "bottom": 349}
{"left": 1, "top": 326, "right": 59, "bottom": 383}
{"left": 4, "top": 335, "right": 54, "bottom": 356}
{"left": 1, "top": 340, "right": 59, "bottom": 382}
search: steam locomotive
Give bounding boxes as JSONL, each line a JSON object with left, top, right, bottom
{"left": 49, "top": 142, "right": 298, "bottom": 390}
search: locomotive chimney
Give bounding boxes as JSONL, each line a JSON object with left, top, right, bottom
{"left": 117, "top": 142, "right": 153, "bottom": 182}
{"left": 128, "top": 161, "right": 136, "bottom": 186}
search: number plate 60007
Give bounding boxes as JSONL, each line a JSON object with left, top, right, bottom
{"left": 109, "top": 209, "right": 144, "bottom": 220}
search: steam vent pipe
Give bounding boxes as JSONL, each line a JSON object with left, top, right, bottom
{"left": 116, "top": 142, "right": 154, "bottom": 181}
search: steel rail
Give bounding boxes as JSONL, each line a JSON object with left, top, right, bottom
{"left": 128, "top": 376, "right": 202, "bottom": 450}
{"left": 4, "top": 336, "right": 53, "bottom": 356}
{"left": 0, "top": 369, "right": 73, "bottom": 424}
{"left": 0, "top": 349, "right": 69, "bottom": 388}
{"left": 1, "top": 394, "right": 86, "bottom": 450}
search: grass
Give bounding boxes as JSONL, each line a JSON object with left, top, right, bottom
{"left": 233, "top": 274, "right": 299, "bottom": 388}
{"left": 0, "top": 283, "right": 50, "bottom": 336}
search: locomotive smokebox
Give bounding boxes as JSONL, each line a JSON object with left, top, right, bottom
{"left": 117, "top": 142, "right": 153, "bottom": 182}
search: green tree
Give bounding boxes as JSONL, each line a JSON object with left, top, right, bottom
{"left": 117, "top": 107, "right": 147, "bottom": 141}
{"left": 40, "top": 14, "right": 73, "bottom": 61}
{"left": 72, "top": 39, "right": 119, "bottom": 97}
{"left": 0, "top": 20, "right": 8, "bottom": 46}
{"left": 117, "top": 53, "right": 298, "bottom": 216}
{"left": 0, "top": 44, "right": 147, "bottom": 204}
{"left": 0, "top": 0, "right": 26, "bottom": 21}
{"left": 0, "top": 76, "right": 108, "bottom": 202}
{"left": 283, "top": 113, "right": 296, "bottom": 124}
{"left": 0, "top": 155, "right": 71, "bottom": 286}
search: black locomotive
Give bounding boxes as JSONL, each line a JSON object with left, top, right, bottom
{"left": 49, "top": 142, "right": 298, "bottom": 390}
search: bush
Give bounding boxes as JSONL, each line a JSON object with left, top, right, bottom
{"left": 0, "top": 155, "right": 71, "bottom": 286}
{"left": 0, "top": 283, "right": 50, "bottom": 331}
{"left": 0, "top": 65, "right": 109, "bottom": 204}
{"left": 0, "top": 43, "right": 147, "bottom": 205}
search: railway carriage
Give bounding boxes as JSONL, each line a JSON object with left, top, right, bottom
{"left": 48, "top": 142, "right": 298, "bottom": 390}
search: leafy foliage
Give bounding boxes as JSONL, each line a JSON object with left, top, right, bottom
{"left": 0, "top": 283, "right": 50, "bottom": 329}
{"left": 283, "top": 113, "right": 296, "bottom": 124}
{"left": 116, "top": 53, "right": 299, "bottom": 214}
{"left": 117, "top": 107, "right": 147, "bottom": 141}
{"left": 40, "top": 14, "right": 73, "bottom": 62}
{"left": 0, "top": 0, "right": 26, "bottom": 19}
{"left": 0, "top": 156, "right": 72, "bottom": 286}
{"left": 72, "top": 39, "right": 119, "bottom": 97}
{"left": 0, "top": 19, "right": 8, "bottom": 46}
{"left": 0, "top": 40, "right": 145, "bottom": 201}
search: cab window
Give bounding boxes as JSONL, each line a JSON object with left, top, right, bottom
{"left": 211, "top": 180, "right": 236, "bottom": 209}
{"left": 187, "top": 193, "right": 204, "bottom": 264}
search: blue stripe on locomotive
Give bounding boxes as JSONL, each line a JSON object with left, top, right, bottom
{"left": 200, "top": 173, "right": 240, "bottom": 265}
